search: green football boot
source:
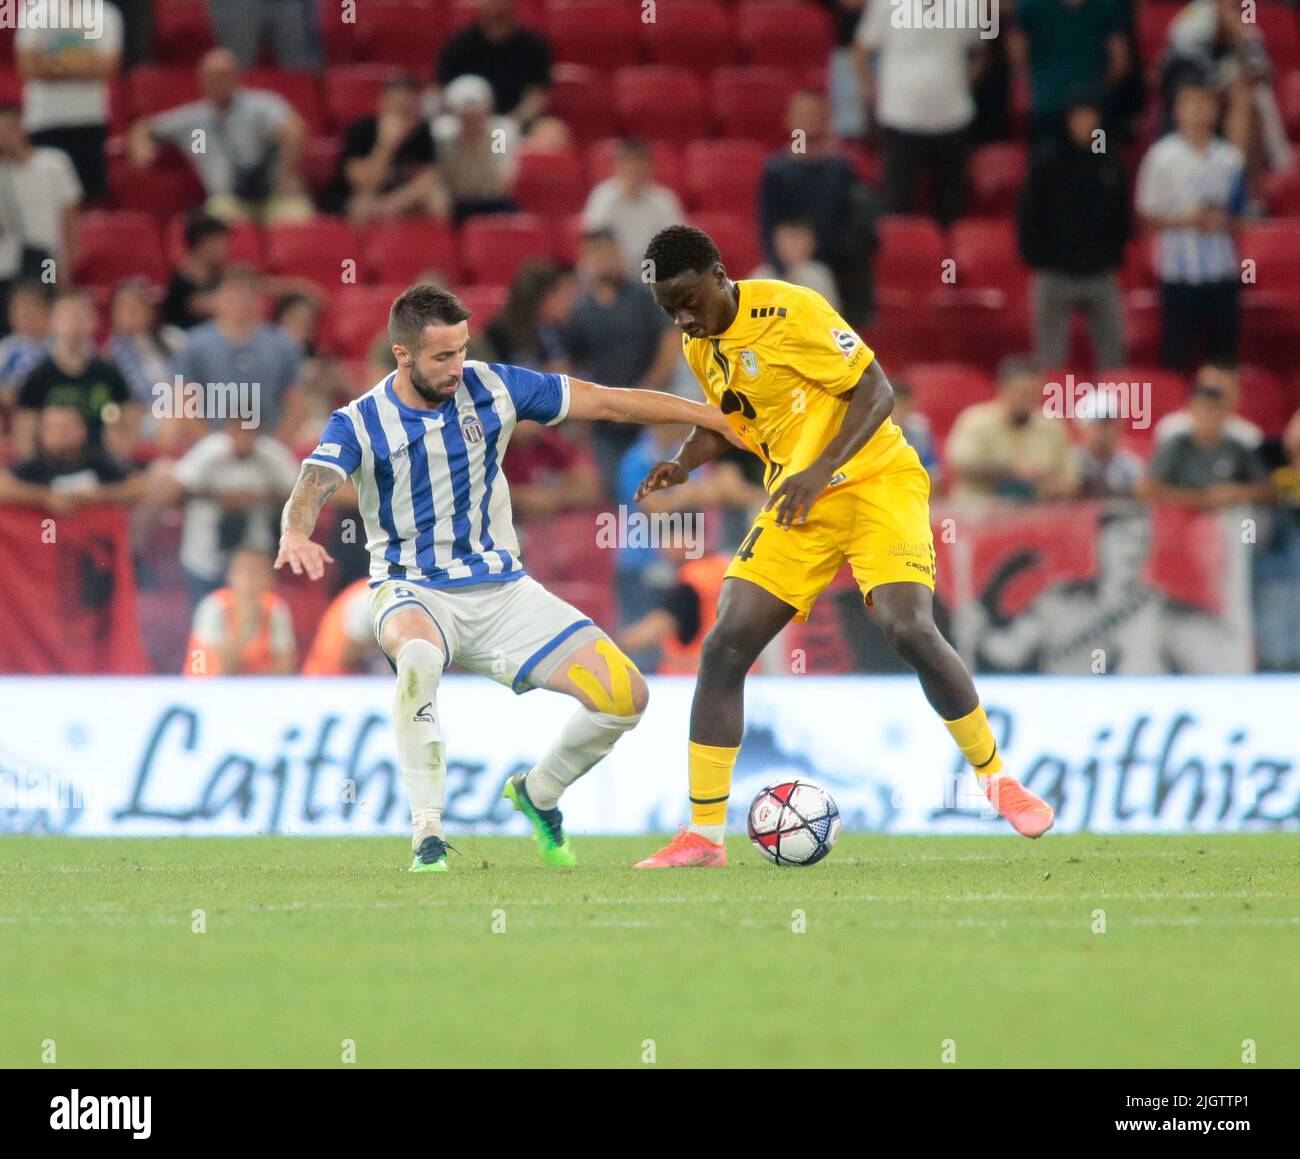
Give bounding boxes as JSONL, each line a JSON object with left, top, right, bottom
{"left": 409, "top": 834, "right": 456, "bottom": 873}
{"left": 502, "top": 773, "right": 577, "bottom": 868}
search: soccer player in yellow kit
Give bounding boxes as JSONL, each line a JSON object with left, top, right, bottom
{"left": 634, "top": 226, "right": 1053, "bottom": 868}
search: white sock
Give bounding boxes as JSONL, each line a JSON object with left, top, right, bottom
{"left": 524, "top": 705, "right": 643, "bottom": 810}
{"left": 688, "top": 822, "right": 726, "bottom": 843}
{"left": 393, "top": 638, "right": 447, "bottom": 849}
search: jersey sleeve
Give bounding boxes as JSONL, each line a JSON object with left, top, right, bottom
{"left": 779, "top": 290, "right": 874, "bottom": 396}
{"left": 305, "top": 410, "right": 362, "bottom": 478}
{"left": 494, "top": 363, "right": 571, "bottom": 426}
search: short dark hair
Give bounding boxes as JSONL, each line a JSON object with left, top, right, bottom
{"left": 184, "top": 210, "right": 230, "bottom": 250}
{"left": 643, "top": 225, "right": 722, "bottom": 282}
{"left": 389, "top": 282, "right": 471, "bottom": 350}
{"left": 996, "top": 354, "right": 1041, "bottom": 385}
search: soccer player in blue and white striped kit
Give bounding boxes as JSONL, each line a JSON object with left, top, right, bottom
{"left": 276, "top": 283, "right": 737, "bottom": 871}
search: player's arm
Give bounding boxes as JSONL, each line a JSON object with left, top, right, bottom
{"left": 634, "top": 426, "right": 736, "bottom": 502}
{"left": 276, "top": 463, "right": 339, "bottom": 580}
{"left": 765, "top": 357, "right": 895, "bottom": 529}
{"left": 565, "top": 377, "right": 740, "bottom": 443}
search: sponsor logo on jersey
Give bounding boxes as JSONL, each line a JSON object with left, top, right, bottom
{"left": 414, "top": 702, "right": 435, "bottom": 724}
{"left": 740, "top": 349, "right": 759, "bottom": 378}
{"left": 831, "top": 328, "right": 860, "bottom": 358}
{"left": 313, "top": 442, "right": 341, "bottom": 459}
{"left": 890, "top": 541, "right": 932, "bottom": 558}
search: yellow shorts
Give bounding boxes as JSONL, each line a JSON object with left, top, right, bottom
{"left": 725, "top": 456, "right": 935, "bottom": 620}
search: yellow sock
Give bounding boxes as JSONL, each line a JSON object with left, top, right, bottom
{"left": 944, "top": 704, "right": 1004, "bottom": 779}
{"left": 688, "top": 741, "right": 738, "bottom": 839}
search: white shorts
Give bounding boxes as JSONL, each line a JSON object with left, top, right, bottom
{"left": 369, "top": 574, "right": 606, "bottom": 694}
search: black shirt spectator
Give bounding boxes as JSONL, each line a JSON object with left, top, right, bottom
{"left": 332, "top": 115, "right": 435, "bottom": 209}
{"left": 19, "top": 352, "right": 131, "bottom": 450}
{"left": 437, "top": 12, "right": 551, "bottom": 119}
{"left": 11, "top": 444, "right": 127, "bottom": 487}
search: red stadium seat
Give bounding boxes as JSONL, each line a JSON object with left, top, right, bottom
{"left": 73, "top": 211, "right": 167, "bottom": 287}
{"left": 1280, "top": 70, "right": 1300, "bottom": 141}
{"left": 929, "top": 288, "right": 1033, "bottom": 370}
{"left": 165, "top": 214, "right": 264, "bottom": 267}
{"left": 875, "top": 215, "right": 944, "bottom": 298}
{"left": 460, "top": 214, "right": 554, "bottom": 283}
{"left": 1119, "top": 234, "right": 1156, "bottom": 291}
{"left": 304, "top": 135, "right": 343, "bottom": 201}
{"left": 682, "top": 139, "right": 767, "bottom": 212}
{"left": 108, "top": 149, "right": 206, "bottom": 220}
{"left": 735, "top": 2, "right": 835, "bottom": 69}
{"left": 950, "top": 217, "right": 1029, "bottom": 302}
{"left": 639, "top": 1, "right": 732, "bottom": 73}
{"left": 1123, "top": 289, "right": 1163, "bottom": 366}
{"left": 553, "top": 213, "right": 586, "bottom": 264}
{"left": 457, "top": 283, "right": 510, "bottom": 327}
{"left": 689, "top": 211, "right": 761, "bottom": 276}
{"left": 863, "top": 288, "right": 938, "bottom": 371}
{"left": 968, "top": 142, "right": 1028, "bottom": 217}
{"left": 548, "top": 64, "right": 616, "bottom": 144}
{"left": 328, "top": 285, "right": 407, "bottom": 358}
{"left": 1256, "top": 4, "right": 1300, "bottom": 75}
{"left": 1241, "top": 291, "right": 1300, "bottom": 377}
{"left": 709, "top": 66, "right": 799, "bottom": 145}
{"left": 1094, "top": 365, "right": 1189, "bottom": 431}
{"left": 154, "top": 0, "right": 216, "bottom": 65}
{"left": 614, "top": 66, "right": 707, "bottom": 143}
{"left": 346, "top": 2, "right": 444, "bottom": 72}
{"left": 585, "top": 137, "right": 685, "bottom": 196}
{"left": 902, "top": 363, "right": 994, "bottom": 446}
{"left": 362, "top": 220, "right": 459, "bottom": 285}
{"left": 513, "top": 148, "right": 588, "bottom": 217}
{"left": 547, "top": 0, "right": 642, "bottom": 68}
{"left": 545, "top": 510, "right": 614, "bottom": 583}
{"left": 243, "top": 69, "right": 326, "bottom": 135}
{"left": 127, "top": 66, "right": 201, "bottom": 119}
{"left": 449, "top": 0, "right": 546, "bottom": 36}
{"left": 323, "top": 65, "right": 402, "bottom": 132}
{"left": 1239, "top": 219, "right": 1300, "bottom": 303}
{"left": 1237, "top": 365, "right": 1295, "bottom": 436}
{"left": 265, "top": 218, "right": 362, "bottom": 288}
{"left": 1136, "top": 3, "right": 1183, "bottom": 75}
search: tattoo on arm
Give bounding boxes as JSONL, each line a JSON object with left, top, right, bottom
{"left": 281, "top": 463, "right": 341, "bottom": 538}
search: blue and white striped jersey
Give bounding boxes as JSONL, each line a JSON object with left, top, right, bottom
{"left": 304, "top": 362, "right": 570, "bottom": 588}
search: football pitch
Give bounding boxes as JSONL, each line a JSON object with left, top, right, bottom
{"left": 2, "top": 834, "right": 1296, "bottom": 1068}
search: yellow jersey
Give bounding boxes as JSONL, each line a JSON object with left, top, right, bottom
{"left": 682, "top": 280, "right": 910, "bottom": 492}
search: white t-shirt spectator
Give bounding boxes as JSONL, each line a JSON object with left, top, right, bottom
{"left": 0, "top": 146, "right": 83, "bottom": 278}
{"left": 15, "top": 1, "right": 124, "bottom": 131}
{"left": 855, "top": 0, "right": 978, "bottom": 134}
{"left": 1135, "top": 133, "right": 1246, "bottom": 284}
{"left": 189, "top": 589, "right": 296, "bottom": 663}
{"left": 582, "top": 179, "right": 684, "bottom": 277}
{"left": 151, "top": 90, "right": 294, "bottom": 199}
{"left": 173, "top": 431, "right": 300, "bottom": 581}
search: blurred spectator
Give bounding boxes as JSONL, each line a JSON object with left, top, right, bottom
{"left": 0, "top": 281, "right": 51, "bottom": 408}
{"left": 617, "top": 551, "right": 733, "bottom": 676}
{"left": 0, "top": 403, "right": 143, "bottom": 512}
{"left": 853, "top": 0, "right": 983, "bottom": 227}
{"left": 1074, "top": 395, "right": 1145, "bottom": 498}
{"left": 566, "top": 228, "right": 681, "bottom": 494}
{"left": 172, "top": 266, "right": 303, "bottom": 439}
{"left": 1164, "top": 0, "right": 1292, "bottom": 189}
{"left": 946, "top": 355, "right": 1079, "bottom": 500}
{"left": 206, "top": 0, "right": 322, "bottom": 70}
{"left": 505, "top": 420, "right": 602, "bottom": 520}
{"left": 0, "top": 105, "right": 82, "bottom": 311}
{"left": 15, "top": 290, "right": 134, "bottom": 461}
{"left": 581, "top": 138, "right": 684, "bottom": 279}
{"left": 301, "top": 577, "right": 383, "bottom": 675}
{"left": 1136, "top": 77, "right": 1246, "bottom": 374}
{"left": 105, "top": 278, "right": 180, "bottom": 405}
{"left": 891, "top": 376, "right": 940, "bottom": 484}
{"left": 758, "top": 91, "right": 878, "bottom": 326}
{"left": 129, "top": 48, "right": 312, "bottom": 225}
{"left": 432, "top": 75, "right": 519, "bottom": 223}
{"left": 329, "top": 75, "right": 447, "bottom": 224}
{"left": 184, "top": 546, "right": 296, "bottom": 676}
{"left": 1011, "top": 0, "right": 1132, "bottom": 148}
{"left": 1017, "top": 96, "right": 1130, "bottom": 368}
{"left": 1141, "top": 379, "right": 1273, "bottom": 509}
{"left": 163, "top": 211, "right": 229, "bottom": 331}
{"left": 1154, "top": 363, "right": 1261, "bottom": 448}
{"left": 160, "top": 417, "right": 300, "bottom": 606}
{"left": 750, "top": 218, "right": 841, "bottom": 310}
{"left": 14, "top": 0, "right": 122, "bottom": 201}
{"left": 1254, "top": 407, "right": 1300, "bottom": 670}
{"left": 484, "top": 260, "right": 576, "bottom": 370}
{"left": 819, "top": 0, "right": 870, "bottom": 140}
{"left": 272, "top": 292, "right": 322, "bottom": 358}
{"left": 436, "top": 0, "right": 552, "bottom": 128}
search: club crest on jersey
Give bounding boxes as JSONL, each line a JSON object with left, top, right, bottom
{"left": 460, "top": 412, "right": 484, "bottom": 443}
{"left": 740, "top": 349, "right": 759, "bottom": 378}
{"left": 831, "top": 328, "right": 859, "bottom": 358}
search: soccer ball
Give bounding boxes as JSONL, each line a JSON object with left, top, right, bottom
{"left": 747, "top": 780, "right": 841, "bottom": 866}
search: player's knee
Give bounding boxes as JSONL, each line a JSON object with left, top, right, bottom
{"left": 394, "top": 637, "right": 443, "bottom": 695}
{"left": 699, "top": 623, "right": 756, "bottom": 682}
{"left": 626, "top": 667, "right": 650, "bottom": 716}
{"left": 879, "top": 610, "right": 939, "bottom": 663}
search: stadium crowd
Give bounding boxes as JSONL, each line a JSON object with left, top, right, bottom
{"left": 0, "top": 0, "right": 1299, "bottom": 677}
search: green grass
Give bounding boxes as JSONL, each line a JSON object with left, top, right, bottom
{"left": 1, "top": 834, "right": 1297, "bottom": 1068}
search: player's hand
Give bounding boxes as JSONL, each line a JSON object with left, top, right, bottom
{"left": 275, "top": 530, "right": 335, "bottom": 580}
{"left": 764, "top": 461, "right": 834, "bottom": 529}
{"left": 635, "top": 459, "right": 689, "bottom": 502}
